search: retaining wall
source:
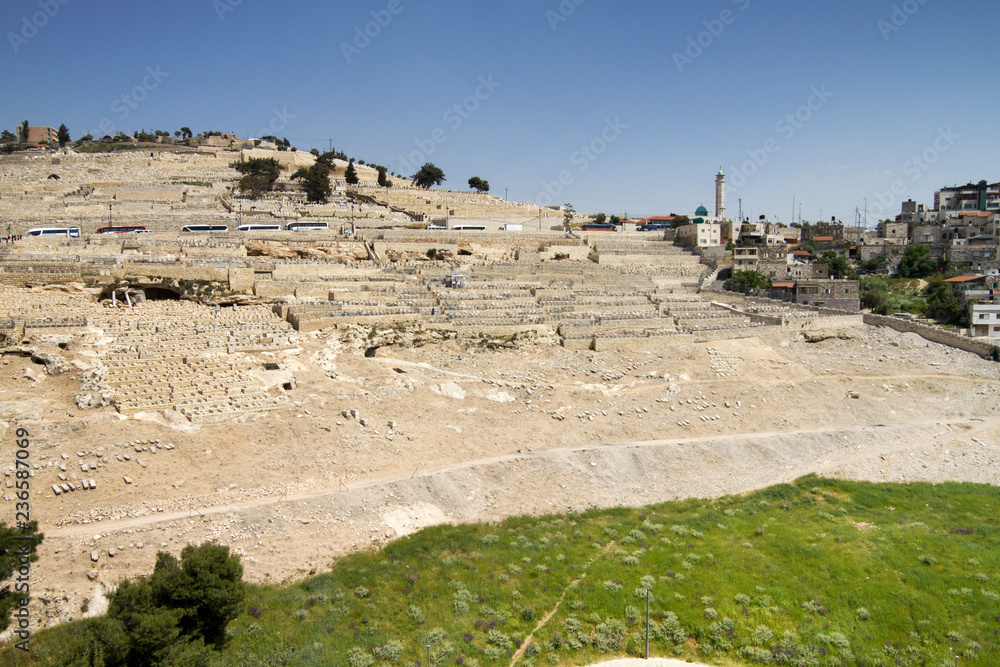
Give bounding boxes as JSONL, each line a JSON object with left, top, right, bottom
{"left": 864, "top": 314, "right": 1000, "bottom": 361}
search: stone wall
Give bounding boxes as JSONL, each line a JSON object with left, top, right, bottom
{"left": 864, "top": 314, "right": 1000, "bottom": 360}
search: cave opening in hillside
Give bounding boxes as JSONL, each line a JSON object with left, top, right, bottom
{"left": 142, "top": 287, "right": 181, "bottom": 301}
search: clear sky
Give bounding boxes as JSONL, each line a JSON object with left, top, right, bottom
{"left": 4, "top": 0, "right": 998, "bottom": 223}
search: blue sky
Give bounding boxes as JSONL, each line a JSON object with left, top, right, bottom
{"left": 4, "top": 0, "right": 998, "bottom": 223}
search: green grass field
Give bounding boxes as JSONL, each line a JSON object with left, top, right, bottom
{"left": 8, "top": 476, "right": 999, "bottom": 666}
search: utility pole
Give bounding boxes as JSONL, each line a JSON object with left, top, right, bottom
{"left": 792, "top": 196, "right": 795, "bottom": 226}
{"left": 505, "top": 187, "right": 508, "bottom": 201}
{"left": 645, "top": 588, "right": 650, "bottom": 659}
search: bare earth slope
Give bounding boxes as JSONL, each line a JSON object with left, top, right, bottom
{"left": 2, "top": 314, "right": 998, "bottom": 629}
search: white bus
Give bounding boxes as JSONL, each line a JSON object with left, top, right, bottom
{"left": 285, "top": 221, "right": 329, "bottom": 231}
{"left": 237, "top": 224, "right": 282, "bottom": 232}
{"left": 181, "top": 224, "right": 229, "bottom": 233}
{"left": 451, "top": 225, "right": 486, "bottom": 231}
{"left": 26, "top": 227, "right": 79, "bottom": 237}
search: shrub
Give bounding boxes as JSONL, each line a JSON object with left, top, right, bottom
{"left": 818, "top": 632, "right": 850, "bottom": 649}
{"left": 739, "top": 645, "right": 773, "bottom": 663}
{"left": 751, "top": 625, "right": 774, "bottom": 645}
{"left": 408, "top": 605, "right": 426, "bottom": 623}
{"left": 354, "top": 586, "right": 370, "bottom": 598}
{"left": 856, "top": 607, "right": 871, "bottom": 621}
{"left": 653, "top": 612, "right": 687, "bottom": 645}
{"left": 486, "top": 629, "right": 514, "bottom": 651}
{"left": 592, "top": 618, "right": 627, "bottom": 652}
{"left": 375, "top": 640, "right": 404, "bottom": 661}
{"left": 347, "top": 646, "right": 374, "bottom": 667}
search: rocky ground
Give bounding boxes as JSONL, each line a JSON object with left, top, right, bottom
{"left": 2, "top": 312, "right": 999, "bottom": 631}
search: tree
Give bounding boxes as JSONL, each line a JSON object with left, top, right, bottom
{"left": 899, "top": 244, "right": 938, "bottom": 279}
{"left": 148, "top": 544, "right": 245, "bottom": 647}
{"left": 924, "top": 279, "right": 967, "bottom": 326}
{"left": 563, "top": 203, "right": 575, "bottom": 229}
{"left": 468, "top": 176, "right": 489, "bottom": 193}
{"left": 1, "top": 129, "right": 17, "bottom": 144}
{"left": 301, "top": 162, "right": 332, "bottom": 203}
{"left": 0, "top": 522, "right": 44, "bottom": 633}
{"left": 593, "top": 213, "right": 607, "bottom": 225}
{"left": 20, "top": 120, "right": 28, "bottom": 143}
{"left": 95, "top": 543, "right": 243, "bottom": 666}
{"left": 821, "top": 251, "right": 858, "bottom": 280}
{"left": 180, "top": 127, "right": 193, "bottom": 139}
{"left": 860, "top": 276, "right": 891, "bottom": 314}
{"left": 412, "top": 163, "right": 445, "bottom": 189}
{"left": 858, "top": 254, "right": 887, "bottom": 273}
{"left": 230, "top": 157, "right": 281, "bottom": 198}
{"left": 670, "top": 215, "right": 691, "bottom": 229}
{"left": 609, "top": 215, "right": 622, "bottom": 226}
{"left": 344, "top": 159, "right": 359, "bottom": 186}
{"left": 377, "top": 166, "right": 390, "bottom": 188}
{"left": 725, "top": 270, "right": 771, "bottom": 296}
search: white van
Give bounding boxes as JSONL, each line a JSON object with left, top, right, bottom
{"left": 26, "top": 227, "right": 79, "bottom": 237}
{"left": 237, "top": 224, "right": 282, "bottom": 232}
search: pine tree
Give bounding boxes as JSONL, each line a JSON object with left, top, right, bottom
{"left": 344, "top": 160, "right": 359, "bottom": 186}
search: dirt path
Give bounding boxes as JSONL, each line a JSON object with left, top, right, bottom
{"left": 47, "top": 417, "right": 996, "bottom": 540}
{"left": 509, "top": 542, "right": 616, "bottom": 665}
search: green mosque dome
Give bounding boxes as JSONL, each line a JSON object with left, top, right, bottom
{"left": 695, "top": 205, "right": 709, "bottom": 217}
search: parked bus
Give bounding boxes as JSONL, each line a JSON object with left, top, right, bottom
{"left": 26, "top": 227, "right": 79, "bottom": 237}
{"left": 97, "top": 225, "right": 148, "bottom": 234}
{"left": 581, "top": 223, "right": 617, "bottom": 231}
{"left": 451, "top": 225, "right": 486, "bottom": 231}
{"left": 237, "top": 224, "right": 282, "bottom": 232}
{"left": 285, "top": 221, "right": 329, "bottom": 231}
{"left": 181, "top": 224, "right": 228, "bottom": 233}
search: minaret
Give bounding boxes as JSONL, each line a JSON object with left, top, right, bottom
{"left": 715, "top": 168, "right": 726, "bottom": 219}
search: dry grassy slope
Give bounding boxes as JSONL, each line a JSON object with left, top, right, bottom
{"left": 1, "top": 323, "right": 999, "bottom": 630}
